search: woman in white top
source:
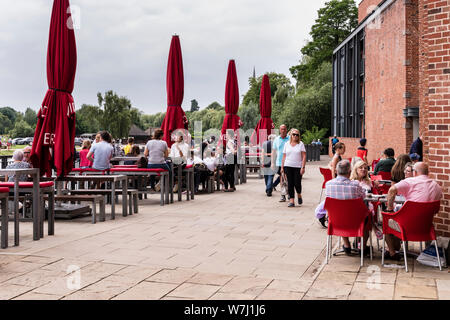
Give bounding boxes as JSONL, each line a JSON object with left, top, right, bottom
{"left": 281, "top": 128, "right": 306, "bottom": 207}
{"left": 144, "top": 129, "right": 169, "bottom": 189}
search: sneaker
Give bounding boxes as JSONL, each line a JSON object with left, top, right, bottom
{"left": 383, "top": 251, "right": 402, "bottom": 261}
{"left": 279, "top": 195, "right": 286, "bottom": 202}
{"left": 318, "top": 216, "right": 327, "bottom": 228}
{"left": 266, "top": 191, "right": 272, "bottom": 197}
{"left": 298, "top": 197, "right": 303, "bottom": 205}
{"left": 288, "top": 203, "right": 295, "bottom": 208}
{"left": 343, "top": 245, "right": 352, "bottom": 256}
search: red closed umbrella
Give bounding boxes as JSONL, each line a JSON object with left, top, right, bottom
{"left": 161, "top": 35, "right": 187, "bottom": 148}
{"left": 31, "top": 0, "right": 77, "bottom": 177}
{"left": 221, "top": 60, "right": 241, "bottom": 137}
{"left": 252, "top": 74, "right": 273, "bottom": 145}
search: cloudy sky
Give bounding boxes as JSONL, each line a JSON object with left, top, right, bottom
{"left": 0, "top": 0, "right": 328, "bottom": 115}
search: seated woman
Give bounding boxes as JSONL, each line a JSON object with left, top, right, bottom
{"left": 79, "top": 140, "right": 93, "bottom": 169}
{"left": 390, "top": 154, "right": 412, "bottom": 183}
{"left": 350, "top": 160, "right": 383, "bottom": 240}
{"left": 124, "top": 145, "right": 141, "bottom": 165}
{"left": 5, "top": 150, "right": 30, "bottom": 182}
{"left": 144, "top": 129, "right": 169, "bottom": 190}
{"left": 329, "top": 142, "right": 345, "bottom": 178}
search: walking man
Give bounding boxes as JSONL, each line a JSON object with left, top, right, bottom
{"left": 271, "top": 124, "right": 290, "bottom": 202}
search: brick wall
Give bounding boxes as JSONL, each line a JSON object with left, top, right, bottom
{"left": 419, "top": 0, "right": 450, "bottom": 236}
{"left": 328, "top": 137, "right": 364, "bottom": 161}
{"left": 364, "top": 0, "right": 413, "bottom": 164}
{"left": 359, "top": 0, "right": 384, "bottom": 22}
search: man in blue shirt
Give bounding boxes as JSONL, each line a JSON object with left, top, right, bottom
{"left": 87, "top": 131, "right": 113, "bottom": 170}
{"left": 271, "top": 124, "right": 290, "bottom": 202}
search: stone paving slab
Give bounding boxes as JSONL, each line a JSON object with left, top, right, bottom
{"left": 0, "top": 157, "right": 449, "bottom": 300}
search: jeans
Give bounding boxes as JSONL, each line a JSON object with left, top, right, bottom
{"left": 147, "top": 162, "right": 170, "bottom": 188}
{"left": 264, "top": 175, "right": 274, "bottom": 193}
{"left": 273, "top": 167, "right": 281, "bottom": 188}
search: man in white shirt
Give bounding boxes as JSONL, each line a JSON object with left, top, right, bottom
{"left": 169, "top": 135, "right": 190, "bottom": 165}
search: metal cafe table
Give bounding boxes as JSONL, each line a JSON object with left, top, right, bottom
{"left": 55, "top": 174, "right": 128, "bottom": 219}
{"left": 0, "top": 168, "right": 43, "bottom": 245}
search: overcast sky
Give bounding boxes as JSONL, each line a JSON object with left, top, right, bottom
{"left": 0, "top": 0, "right": 328, "bottom": 115}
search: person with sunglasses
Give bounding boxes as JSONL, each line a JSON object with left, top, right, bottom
{"left": 281, "top": 129, "right": 306, "bottom": 207}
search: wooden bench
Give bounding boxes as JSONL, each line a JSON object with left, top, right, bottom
{"left": 69, "top": 189, "right": 138, "bottom": 216}
{"left": 44, "top": 195, "right": 105, "bottom": 224}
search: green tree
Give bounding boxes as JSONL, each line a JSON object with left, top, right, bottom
{"left": 97, "top": 91, "right": 132, "bottom": 139}
{"left": 9, "top": 120, "right": 35, "bottom": 138}
{"left": 302, "top": 126, "right": 329, "bottom": 145}
{"left": 76, "top": 104, "right": 102, "bottom": 135}
{"left": 190, "top": 99, "right": 200, "bottom": 112}
{"left": 242, "top": 72, "right": 294, "bottom": 106}
{"left": 237, "top": 102, "right": 260, "bottom": 131}
{"left": 0, "top": 113, "right": 13, "bottom": 135}
{"left": 142, "top": 112, "right": 166, "bottom": 128}
{"left": 206, "top": 102, "right": 223, "bottom": 111}
{"left": 23, "top": 108, "right": 37, "bottom": 128}
{"left": 130, "top": 107, "right": 145, "bottom": 129}
{"left": 290, "top": 0, "right": 358, "bottom": 85}
{"left": 0, "top": 107, "right": 19, "bottom": 129}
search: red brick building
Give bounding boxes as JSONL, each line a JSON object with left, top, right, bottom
{"left": 332, "top": 0, "right": 450, "bottom": 236}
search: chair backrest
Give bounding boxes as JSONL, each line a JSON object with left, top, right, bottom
{"left": 324, "top": 197, "right": 369, "bottom": 237}
{"left": 378, "top": 171, "right": 392, "bottom": 180}
{"left": 371, "top": 159, "right": 379, "bottom": 171}
{"left": 389, "top": 201, "right": 441, "bottom": 241}
{"left": 370, "top": 175, "right": 382, "bottom": 182}
{"left": 319, "top": 167, "right": 333, "bottom": 189}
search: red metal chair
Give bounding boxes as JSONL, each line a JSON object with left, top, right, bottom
{"left": 381, "top": 200, "right": 442, "bottom": 272}
{"left": 378, "top": 171, "right": 392, "bottom": 181}
{"left": 370, "top": 174, "right": 390, "bottom": 195}
{"left": 324, "top": 197, "right": 373, "bottom": 266}
{"left": 319, "top": 168, "right": 332, "bottom": 202}
{"left": 371, "top": 159, "right": 380, "bottom": 171}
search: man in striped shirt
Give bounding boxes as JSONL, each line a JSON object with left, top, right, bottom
{"left": 325, "top": 160, "right": 367, "bottom": 255}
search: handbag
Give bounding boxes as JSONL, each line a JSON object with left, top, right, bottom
{"left": 280, "top": 173, "right": 288, "bottom": 196}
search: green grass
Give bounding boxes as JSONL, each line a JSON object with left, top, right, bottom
{"left": 0, "top": 145, "right": 29, "bottom": 156}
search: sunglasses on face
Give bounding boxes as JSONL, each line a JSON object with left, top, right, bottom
{"left": 292, "top": 133, "right": 299, "bottom": 137}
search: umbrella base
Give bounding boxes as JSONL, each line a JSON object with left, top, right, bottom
{"left": 54, "top": 203, "right": 91, "bottom": 220}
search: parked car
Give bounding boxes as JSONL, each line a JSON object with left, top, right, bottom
{"left": 74, "top": 137, "right": 83, "bottom": 147}
{"left": 22, "top": 137, "right": 34, "bottom": 145}
{"left": 12, "top": 138, "right": 24, "bottom": 145}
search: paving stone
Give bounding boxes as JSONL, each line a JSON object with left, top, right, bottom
{"left": 113, "top": 265, "right": 162, "bottom": 280}
{"left": 113, "top": 282, "right": 179, "bottom": 300}
{"left": 267, "top": 279, "right": 313, "bottom": 293}
{"left": 256, "top": 289, "right": 303, "bottom": 300}
{"left": 146, "top": 268, "right": 197, "bottom": 284}
{"left": 394, "top": 278, "right": 438, "bottom": 299}
{"left": 220, "top": 276, "right": 272, "bottom": 296}
{"left": 188, "top": 273, "right": 234, "bottom": 286}
{"left": 316, "top": 271, "right": 358, "bottom": 285}
{"left": 166, "top": 283, "right": 220, "bottom": 299}
{"left": 0, "top": 284, "right": 34, "bottom": 300}
{"left": 349, "top": 282, "right": 394, "bottom": 300}
{"left": 13, "top": 292, "right": 62, "bottom": 300}
{"left": 436, "top": 280, "right": 450, "bottom": 300}
{"left": 305, "top": 280, "right": 353, "bottom": 299}
{"left": 209, "top": 292, "right": 257, "bottom": 300}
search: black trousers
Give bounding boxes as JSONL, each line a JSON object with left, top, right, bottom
{"left": 224, "top": 164, "right": 235, "bottom": 189}
{"left": 284, "top": 166, "right": 302, "bottom": 198}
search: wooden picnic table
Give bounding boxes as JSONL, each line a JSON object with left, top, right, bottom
{"left": 0, "top": 168, "right": 41, "bottom": 244}
{"left": 56, "top": 175, "right": 128, "bottom": 219}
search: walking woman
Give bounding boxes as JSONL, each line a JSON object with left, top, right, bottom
{"left": 281, "top": 128, "right": 306, "bottom": 207}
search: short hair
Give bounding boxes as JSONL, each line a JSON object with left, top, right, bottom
{"left": 337, "top": 160, "right": 351, "bottom": 176}
{"left": 414, "top": 162, "right": 429, "bottom": 175}
{"left": 384, "top": 148, "right": 395, "bottom": 157}
{"left": 154, "top": 129, "right": 164, "bottom": 140}
{"left": 13, "top": 150, "right": 24, "bottom": 161}
{"left": 100, "top": 131, "right": 111, "bottom": 143}
{"left": 128, "top": 137, "right": 134, "bottom": 144}
{"left": 360, "top": 138, "right": 367, "bottom": 147}
{"left": 268, "top": 134, "right": 276, "bottom": 141}
{"left": 334, "top": 142, "right": 345, "bottom": 150}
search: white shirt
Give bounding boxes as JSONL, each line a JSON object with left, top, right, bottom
{"left": 170, "top": 142, "right": 190, "bottom": 162}
{"left": 203, "top": 156, "right": 218, "bottom": 171}
{"left": 283, "top": 142, "right": 306, "bottom": 168}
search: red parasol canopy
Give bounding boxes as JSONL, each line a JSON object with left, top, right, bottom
{"left": 161, "top": 35, "right": 187, "bottom": 148}
{"left": 30, "top": 0, "right": 77, "bottom": 177}
{"left": 252, "top": 74, "right": 273, "bottom": 145}
{"left": 221, "top": 60, "right": 241, "bottom": 137}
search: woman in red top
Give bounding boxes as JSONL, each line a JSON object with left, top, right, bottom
{"left": 356, "top": 138, "right": 368, "bottom": 164}
{"left": 79, "top": 140, "right": 93, "bottom": 168}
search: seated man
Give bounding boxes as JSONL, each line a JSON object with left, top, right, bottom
{"left": 325, "top": 160, "right": 368, "bottom": 255}
{"left": 384, "top": 162, "right": 442, "bottom": 260}
{"left": 374, "top": 148, "right": 395, "bottom": 175}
